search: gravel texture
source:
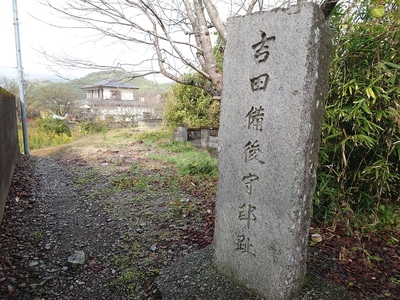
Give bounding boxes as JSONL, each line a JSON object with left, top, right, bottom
{"left": 1, "top": 156, "right": 140, "bottom": 299}
{"left": 1, "top": 142, "right": 216, "bottom": 300}
{"left": 156, "top": 245, "right": 352, "bottom": 300}
{"left": 2, "top": 138, "right": 395, "bottom": 299}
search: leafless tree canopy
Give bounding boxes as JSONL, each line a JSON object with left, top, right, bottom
{"left": 41, "top": 0, "right": 338, "bottom": 97}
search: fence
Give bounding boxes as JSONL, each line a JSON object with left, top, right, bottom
{"left": 0, "top": 87, "right": 19, "bottom": 225}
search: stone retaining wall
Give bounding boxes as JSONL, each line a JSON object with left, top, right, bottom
{"left": 137, "top": 118, "right": 163, "bottom": 128}
{"left": 0, "top": 88, "right": 19, "bottom": 225}
{"left": 174, "top": 124, "right": 219, "bottom": 149}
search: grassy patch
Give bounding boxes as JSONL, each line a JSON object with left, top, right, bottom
{"left": 134, "top": 130, "right": 172, "bottom": 144}
{"left": 111, "top": 241, "right": 145, "bottom": 295}
{"left": 31, "top": 231, "right": 43, "bottom": 240}
{"left": 111, "top": 174, "right": 148, "bottom": 191}
{"left": 74, "top": 168, "right": 101, "bottom": 185}
{"left": 21, "top": 122, "right": 74, "bottom": 151}
{"left": 157, "top": 140, "right": 195, "bottom": 153}
{"left": 149, "top": 150, "right": 217, "bottom": 178}
{"left": 178, "top": 151, "right": 218, "bottom": 177}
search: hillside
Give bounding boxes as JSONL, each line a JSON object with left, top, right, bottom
{"left": 68, "top": 70, "right": 171, "bottom": 97}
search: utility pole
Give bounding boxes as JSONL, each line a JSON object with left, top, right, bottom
{"left": 12, "top": 0, "right": 29, "bottom": 155}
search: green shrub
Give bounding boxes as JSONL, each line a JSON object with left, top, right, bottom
{"left": 79, "top": 120, "right": 109, "bottom": 135}
{"left": 178, "top": 152, "right": 218, "bottom": 177}
{"left": 163, "top": 73, "right": 220, "bottom": 128}
{"left": 314, "top": 0, "right": 400, "bottom": 228}
{"left": 20, "top": 120, "right": 74, "bottom": 150}
{"left": 36, "top": 118, "right": 71, "bottom": 137}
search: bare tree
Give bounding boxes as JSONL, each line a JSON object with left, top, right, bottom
{"left": 35, "top": 82, "right": 81, "bottom": 116}
{"left": 40, "top": 0, "right": 338, "bottom": 97}
{"left": 0, "top": 76, "right": 41, "bottom": 119}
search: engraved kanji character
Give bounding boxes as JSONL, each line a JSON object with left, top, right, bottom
{"left": 244, "top": 140, "right": 265, "bottom": 164}
{"left": 242, "top": 173, "right": 260, "bottom": 195}
{"left": 239, "top": 203, "right": 257, "bottom": 228}
{"left": 252, "top": 31, "right": 276, "bottom": 63}
{"left": 245, "top": 106, "right": 265, "bottom": 131}
{"left": 236, "top": 235, "right": 256, "bottom": 255}
{"left": 250, "top": 74, "right": 269, "bottom": 92}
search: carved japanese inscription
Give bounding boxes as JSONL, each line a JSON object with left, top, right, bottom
{"left": 244, "top": 140, "right": 265, "bottom": 164}
{"left": 242, "top": 173, "right": 260, "bottom": 195}
{"left": 252, "top": 31, "right": 276, "bottom": 63}
{"left": 236, "top": 31, "right": 276, "bottom": 256}
{"left": 239, "top": 203, "right": 257, "bottom": 228}
{"left": 245, "top": 106, "right": 265, "bottom": 132}
{"left": 236, "top": 234, "right": 255, "bottom": 255}
{"left": 250, "top": 74, "right": 269, "bottom": 92}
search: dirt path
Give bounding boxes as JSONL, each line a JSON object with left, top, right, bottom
{"left": 1, "top": 155, "right": 143, "bottom": 299}
{"left": 1, "top": 132, "right": 216, "bottom": 299}
{"left": 1, "top": 130, "right": 399, "bottom": 299}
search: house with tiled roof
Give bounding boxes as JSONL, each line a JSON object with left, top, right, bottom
{"left": 81, "top": 79, "right": 139, "bottom": 104}
{"left": 80, "top": 79, "right": 155, "bottom": 123}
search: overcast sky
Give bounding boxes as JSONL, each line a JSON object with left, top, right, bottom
{"left": 0, "top": 0, "right": 162, "bottom": 82}
{"left": 1, "top": 0, "right": 85, "bottom": 80}
{"left": 0, "top": 0, "right": 285, "bottom": 82}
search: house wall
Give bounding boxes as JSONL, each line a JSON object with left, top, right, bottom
{"left": 86, "top": 90, "right": 99, "bottom": 99}
{"left": 103, "top": 88, "right": 134, "bottom": 100}
{"left": 0, "top": 88, "right": 19, "bottom": 225}
{"left": 86, "top": 88, "right": 133, "bottom": 100}
{"left": 98, "top": 106, "right": 153, "bottom": 121}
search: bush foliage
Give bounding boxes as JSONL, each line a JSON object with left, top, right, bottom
{"left": 78, "top": 120, "right": 109, "bottom": 135}
{"left": 163, "top": 74, "right": 220, "bottom": 128}
{"left": 314, "top": 0, "right": 400, "bottom": 228}
{"left": 35, "top": 118, "right": 71, "bottom": 137}
{"left": 22, "top": 119, "right": 73, "bottom": 150}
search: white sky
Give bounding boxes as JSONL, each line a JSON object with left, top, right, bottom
{"left": 0, "top": 0, "right": 287, "bottom": 82}
{"left": 1, "top": 0, "right": 84, "bottom": 80}
{"left": 0, "top": 0, "right": 161, "bottom": 81}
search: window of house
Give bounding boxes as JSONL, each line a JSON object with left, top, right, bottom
{"left": 111, "top": 90, "right": 121, "bottom": 99}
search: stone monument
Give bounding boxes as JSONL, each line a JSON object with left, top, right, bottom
{"left": 213, "top": 3, "right": 333, "bottom": 300}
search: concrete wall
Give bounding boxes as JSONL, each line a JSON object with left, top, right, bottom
{"left": 174, "top": 124, "right": 219, "bottom": 150}
{"left": 137, "top": 118, "right": 163, "bottom": 128}
{"left": 0, "top": 87, "right": 19, "bottom": 225}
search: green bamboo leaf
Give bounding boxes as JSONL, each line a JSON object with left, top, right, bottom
{"left": 383, "top": 61, "right": 400, "bottom": 69}
{"left": 366, "top": 87, "right": 376, "bottom": 100}
{"left": 324, "top": 132, "right": 342, "bottom": 141}
{"left": 354, "top": 134, "right": 377, "bottom": 146}
{"left": 362, "top": 102, "right": 372, "bottom": 114}
{"left": 372, "top": 6, "right": 384, "bottom": 18}
{"left": 376, "top": 111, "right": 383, "bottom": 121}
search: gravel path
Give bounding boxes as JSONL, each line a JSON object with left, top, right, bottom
{"left": 2, "top": 142, "right": 398, "bottom": 300}
{"left": 0, "top": 156, "right": 147, "bottom": 299}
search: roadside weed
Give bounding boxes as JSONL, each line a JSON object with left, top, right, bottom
{"left": 31, "top": 231, "right": 43, "bottom": 240}
{"left": 352, "top": 245, "right": 383, "bottom": 268}
{"left": 74, "top": 168, "right": 100, "bottom": 185}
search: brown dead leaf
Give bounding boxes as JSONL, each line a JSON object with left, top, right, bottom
{"left": 89, "top": 257, "right": 95, "bottom": 268}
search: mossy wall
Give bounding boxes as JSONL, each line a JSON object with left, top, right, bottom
{"left": 0, "top": 87, "right": 19, "bottom": 225}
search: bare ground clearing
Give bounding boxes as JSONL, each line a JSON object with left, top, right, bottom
{"left": 1, "top": 128, "right": 399, "bottom": 299}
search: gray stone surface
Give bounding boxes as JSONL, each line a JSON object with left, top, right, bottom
{"left": 174, "top": 124, "right": 188, "bottom": 142}
{"left": 201, "top": 128, "right": 211, "bottom": 148}
{"left": 67, "top": 250, "right": 86, "bottom": 267}
{"left": 213, "top": 3, "right": 333, "bottom": 300}
{"left": 0, "top": 88, "right": 19, "bottom": 225}
{"left": 156, "top": 246, "right": 352, "bottom": 300}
